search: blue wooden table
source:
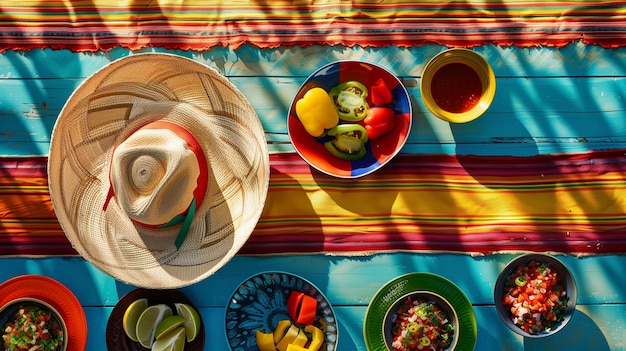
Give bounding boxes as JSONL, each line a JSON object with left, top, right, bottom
{"left": 2, "top": 39, "right": 626, "bottom": 351}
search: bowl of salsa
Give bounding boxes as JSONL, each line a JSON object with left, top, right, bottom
{"left": 494, "top": 253, "right": 577, "bottom": 338}
{"left": 364, "top": 273, "right": 477, "bottom": 351}
{"left": 383, "top": 291, "right": 458, "bottom": 351}
{"left": 0, "top": 298, "right": 67, "bottom": 351}
{"left": 420, "top": 48, "right": 496, "bottom": 123}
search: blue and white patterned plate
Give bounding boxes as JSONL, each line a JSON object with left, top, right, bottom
{"left": 225, "top": 271, "right": 338, "bottom": 351}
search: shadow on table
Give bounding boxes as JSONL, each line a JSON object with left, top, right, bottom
{"left": 524, "top": 309, "right": 610, "bottom": 351}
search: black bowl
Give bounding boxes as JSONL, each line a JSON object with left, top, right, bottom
{"left": 383, "top": 291, "right": 459, "bottom": 350}
{"left": 494, "top": 253, "right": 577, "bottom": 338}
{"left": 0, "top": 298, "right": 68, "bottom": 351}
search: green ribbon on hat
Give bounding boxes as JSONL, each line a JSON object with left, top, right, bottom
{"left": 159, "top": 197, "right": 197, "bottom": 250}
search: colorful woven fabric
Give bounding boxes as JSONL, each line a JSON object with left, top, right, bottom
{"left": 2, "top": 150, "right": 626, "bottom": 256}
{"left": 1, "top": 1, "right": 626, "bottom": 52}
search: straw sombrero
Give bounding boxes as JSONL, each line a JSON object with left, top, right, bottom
{"left": 48, "top": 53, "right": 270, "bottom": 289}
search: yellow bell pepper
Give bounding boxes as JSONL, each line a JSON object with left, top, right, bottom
{"left": 286, "top": 345, "right": 308, "bottom": 351}
{"left": 291, "top": 329, "right": 308, "bottom": 347}
{"left": 273, "top": 320, "right": 292, "bottom": 344}
{"left": 276, "top": 325, "right": 300, "bottom": 351}
{"left": 256, "top": 329, "right": 277, "bottom": 351}
{"left": 304, "top": 325, "right": 324, "bottom": 351}
{"left": 295, "top": 87, "right": 339, "bottom": 137}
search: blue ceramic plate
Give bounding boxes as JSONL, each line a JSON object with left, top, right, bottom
{"left": 225, "top": 271, "right": 337, "bottom": 351}
{"left": 288, "top": 60, "right": 412, "bottom": 178}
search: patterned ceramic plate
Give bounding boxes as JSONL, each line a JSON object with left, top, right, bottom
{"left": 364, "top": 273, "right": 477, "bottom": 351}
{"left": 225, "top": 271, "right": 338, "bottom": 351}
{"left": 288, "top": 60, "right": 412, "bottom": 178}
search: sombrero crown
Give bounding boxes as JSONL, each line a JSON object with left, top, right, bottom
{"left": 48, "top": 53, "right": 270, "bottom": 289}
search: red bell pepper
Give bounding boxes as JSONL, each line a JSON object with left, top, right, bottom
{"left": 287, "top": 291, "right": 303, "bottom": 321}
{"left": 287, "top": 291, "right": 317, "bottom": 325}
{"left": 363, "top": 106, "right": 395, "bottom": 139}
{"left": 370, "top": 78, "right": 393, "bottom": 106}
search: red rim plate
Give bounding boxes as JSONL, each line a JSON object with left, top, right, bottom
{"left": 0, "top": 275, "right": 88, "bottom": 351}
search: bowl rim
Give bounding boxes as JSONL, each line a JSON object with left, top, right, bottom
{"left": 493, "top": 253, "right": 578, "bottom": 338}
{"left": 382, "top": 290, "right": 460, "bottom": 350}
{"left": 0, "top": 297, "right": 68, "bottom": 351}
{"left": 420, "top": 48, "right": 496, "bottom": 123}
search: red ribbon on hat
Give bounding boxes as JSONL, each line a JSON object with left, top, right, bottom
{"left": 103, "top": 121, "right": 208, "bottom": 250}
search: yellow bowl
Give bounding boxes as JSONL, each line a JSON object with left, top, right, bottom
{"left": 421, "top": 48, "right": 496, "bottom": 123}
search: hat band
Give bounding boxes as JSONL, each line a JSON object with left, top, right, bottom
{"left": 103, "top": 121, "right": 208, "bottom": 250}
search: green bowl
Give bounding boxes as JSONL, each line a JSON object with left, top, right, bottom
{"left": 364, "top": 273, "right": 477, "bottom": 351}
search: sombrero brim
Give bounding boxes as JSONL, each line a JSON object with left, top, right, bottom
{"left": 48, "top": 53, "right": 270, "bottom": 289}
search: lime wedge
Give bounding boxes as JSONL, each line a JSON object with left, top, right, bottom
{"left": 122, "top": 298, "right": 148, "bottom": 342}
{"left": 135, "top": 304, "right": 173, "bottom": 348}
{"left": 155, "top": 315, "right": 186, "bottom": 340}
{"left": 174, "top": 303, "right": 201, "bottom": 342}
{"left": 151, "top": 326, "right": 186, "bottom": 351}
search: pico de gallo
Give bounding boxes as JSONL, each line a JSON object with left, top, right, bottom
{"left": 390, "top": 297, "right": 454, "bottom": 351}
{"left": 501, "top": 260, "right": 569, "bottom": 334}
{"left": 2, "top": 304, "right": 64, "bottom": 351}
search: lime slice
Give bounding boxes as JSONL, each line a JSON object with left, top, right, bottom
{"left": 174, "top": 303, "right": 201, "bottom": 342}
{"left": 151, "top": 326, "right": 186, "bottom": 351}
{"left": 155, "top": 315, "right": 186, "bottom": 340}
{"left": 135, "top": 304, "right": 173, "bottom": 348}
{"left": 122, "top": 298, "right": 148, "bottom": 342}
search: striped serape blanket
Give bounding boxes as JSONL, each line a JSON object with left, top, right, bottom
{"left": 1, "top": 0, "right": 626, "bottom": 52}
{"left": 2, "top": 149, "right": 626, "bottom": 257}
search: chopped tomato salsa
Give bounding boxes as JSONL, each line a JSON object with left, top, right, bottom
{"left": 501, "top": 260, "right": 569, "bottom": 334}
{"left": 390, "top": 297, "right": 454, "bottom": 351}
{"left": 2, "top": 304, "right": 64, "bottom": 351}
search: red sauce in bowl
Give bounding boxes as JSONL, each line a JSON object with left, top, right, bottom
{"left": 430, "top": 63, "right": 483, "bottom": 113}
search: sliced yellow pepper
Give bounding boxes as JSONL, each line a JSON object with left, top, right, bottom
{"left": 295, "top": 87, "right": 339, "bottom": 137}
{"left": 285, "top": 344, "right": 308, "bottom": 351}
{"left": 256, "top": 329, "right": 278, "bottom": 351}
{"left": 291, "top": 329, "right": 308, "bottom": 347}
{"left": 276, "top": 325, "right": 300, "bottom": 351}
{"left": 273, "top": 320, "right": 292, "bottom": 345}
{"left": 304, "top": 325, "right": 324, "bottom": 351}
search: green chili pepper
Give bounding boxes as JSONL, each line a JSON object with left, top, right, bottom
{"left": 515, "top": 275, "right": 528, "bottom": 287}
{"left": 329, "top": 81, "right": 370, "bottom": 122}
{"left": 324, "top": 124, "right": 368, "bottom": 160}
{"left": 416, "top": 307, "right": 428, "bottom": 317}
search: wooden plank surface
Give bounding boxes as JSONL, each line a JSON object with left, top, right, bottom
{"left": 1, "top": 44, "right": 626, "bottom": 156}
{"left": 1, "top": 254, "right": 626, "bottom": 350}
{"left": 2, "top": 40, "right": 626, "bottom": 351}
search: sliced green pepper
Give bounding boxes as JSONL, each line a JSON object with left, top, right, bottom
{"left": 324, "top": 124, "right": 368, "bottom": 160}
{"left": 329, "top": 81, "right": 369, "bottom": 122}
{"left": 515, "top": 275, "right": 527, "bottom": 287}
